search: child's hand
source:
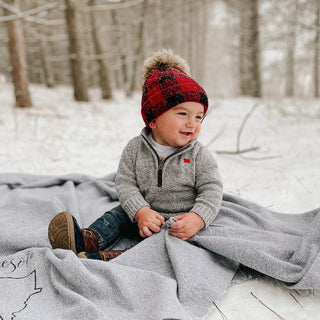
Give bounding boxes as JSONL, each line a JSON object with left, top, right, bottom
{"left": 170, "top": 212, "right": 205, "bottom": 240}
{"left": 134, "top": 206, "right": 165, "bottom": 238}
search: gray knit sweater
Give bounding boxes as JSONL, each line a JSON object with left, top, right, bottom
{"left": 115, "top": 128, "right": 223, "bottom": 227}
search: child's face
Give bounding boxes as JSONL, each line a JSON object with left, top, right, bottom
{"left": 149, "top": 102, "right": 204, "bottom": 147}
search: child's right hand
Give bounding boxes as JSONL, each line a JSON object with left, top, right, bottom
{"left": 134, "top": 206, "right": 165, "bottom": 238}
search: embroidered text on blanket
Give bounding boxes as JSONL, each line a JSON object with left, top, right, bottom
{"left": 0, "top": 251, "right": 33, "bottom": 275}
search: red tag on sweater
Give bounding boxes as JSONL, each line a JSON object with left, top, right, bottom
{"left": 184, "top": 158, "right": 190, "bottom": 163}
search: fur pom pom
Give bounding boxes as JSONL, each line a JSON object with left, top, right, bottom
{"left": 142, "top": 49, "right": 191, "bottom": 83}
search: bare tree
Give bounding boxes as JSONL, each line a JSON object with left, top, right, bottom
{"left": 128, "top": 0, "right": 148, "bottom": 96}
{"left": 314, "top": 0, "right": 320, "bottom": 97}
{"left": 197, "top": 0, "right": 210, "bottom": 83}
{"left": 110, "top": 8, "right": 129, "bottom": 92}
{"left": 3, "top": 0, "right": 32, "bottom": 108}
{"left": 285, "top": 0, "right": 298, "bottom": 97}
{"left": 64, "top": 0, "right": 89, "bottom": 101}
{"left": 88, "top": 0, "right": 112, "bottom": 99}
{"left": 239, "top": 0, "right": 261, "bottom": 97}
{"left": 38, "top": 29, "right": 55, "bottom": 88}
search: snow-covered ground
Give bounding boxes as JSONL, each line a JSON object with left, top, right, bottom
{"left": 1, "top": 83, "right": 320, "bottom": 319}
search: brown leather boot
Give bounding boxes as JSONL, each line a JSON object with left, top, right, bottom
{"left": 78, "top": 250, "right": 125, "bottom": 261}
{"left": 48, "top": 211, "right": 98, "bottom": 254}
{"left": 82, "top": 229, "right": 99, "bottom": 253}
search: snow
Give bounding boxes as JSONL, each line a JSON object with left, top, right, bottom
{"left": 1, "top": 83, "right": 320, "bottom": 319}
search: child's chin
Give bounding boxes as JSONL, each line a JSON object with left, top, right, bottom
{"left": 177, "top": 139, "right": 194, "bottom": 147}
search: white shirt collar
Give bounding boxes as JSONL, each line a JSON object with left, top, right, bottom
{"left": 147, "top": 133, "right": 179, "bottom": 159}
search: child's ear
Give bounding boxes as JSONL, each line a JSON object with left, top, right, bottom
{"left": 149, "top": 120, "right": 157, "bottom": 129}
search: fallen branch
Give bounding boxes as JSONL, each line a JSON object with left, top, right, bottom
{"left": 236, "top": 103, "right": 259, "bottom": 151}
{"left": 239, "top": 153, "right": 279, "bottom": 161}
{"left": 205, "top": 124, "right": 227, "bottom": 148}
{"left": 212, "top": 300, "right": 229, "bottom": 320}
{"left": 289, "top": 291, "right": 303, "bottom": 309}
{"left": 251, "top": 292, "right": 286, "bottom": 320}
{"left": 295, "top": 176, "right": 312, "bottom": 194}
{"left": 214, "top": 102, "right": 279, "bottom": 160}
{"left": 216, "top": 146, "right": 259, "bottom": 155}
{"left": 215, "top": 103, "right": 261, "bottom": 156}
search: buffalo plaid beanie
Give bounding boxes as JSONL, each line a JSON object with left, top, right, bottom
{"left": 141, "top": 49, "right": 208, "bottom": 127}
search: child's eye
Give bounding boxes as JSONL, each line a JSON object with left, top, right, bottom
{"left": 196, "top": 116, "right": 202, "bottom": 120}
{"left": 177, "top": 112, "right": 187, "bottom": 116}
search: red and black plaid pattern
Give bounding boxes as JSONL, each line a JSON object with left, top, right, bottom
{"left": 141, "top": 68, "right": 208, "bottom": 127}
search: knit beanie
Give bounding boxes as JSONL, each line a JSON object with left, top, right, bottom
{"left": 141, "top": 49, "right": 208, "bottom": 127}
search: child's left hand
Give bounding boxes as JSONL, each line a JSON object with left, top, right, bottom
{"left": 169, "top": 212, "right": 205, "bottom": 240}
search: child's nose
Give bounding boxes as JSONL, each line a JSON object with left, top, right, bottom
{"left": 186, "top": 117, "right": 196, "bottom": 128}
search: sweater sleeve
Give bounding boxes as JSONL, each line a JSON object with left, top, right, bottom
{"left": 115, "top": 138, "right": 150, "bottom": 221}
{"left": 191, "top": 145, "right": 223, "bottom": 227}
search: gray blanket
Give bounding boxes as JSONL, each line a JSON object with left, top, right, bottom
{"left": 0, "top": 173, "right": 319, "bottom": 320}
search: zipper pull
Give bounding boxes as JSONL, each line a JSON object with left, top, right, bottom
{"left": 158, "top": 160, "right": 164, "bottom": 187}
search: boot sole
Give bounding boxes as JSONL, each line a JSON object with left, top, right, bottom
{"left": 48, "top": 211, "right": 77, "bottom": 254}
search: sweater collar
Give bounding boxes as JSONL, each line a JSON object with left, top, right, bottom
{"left": 140, "top": 127, "right": 197, "bottom": 151}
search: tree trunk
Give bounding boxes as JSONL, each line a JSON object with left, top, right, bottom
{"left": 314, "top": 0, "right": 320, "bottom": 97}
{"left": 156, "top": 0, "right": 163, "bottom": 47}
{"left": 111, "top": 9, "right": 129, "bottom": 93}
{"left": 128, "top": 0, "right": 148, "bottom": 96}
{"left": 64, "top": 0, "right": 89, "bottom": 101}
{"left": 175, "top": 0, "right": 183, "bottom": 53}
{"left": 239, "top": 0, "right": 261, "bottom": 97}
{"left": 39, "top": 34, "right": 55, "bottom": 88}
{"left": 285, "top": 0, "right": 297, "bottom": 97}
{"left": 185, "top": 0, "right": 192, "bottom": 65}
{"left": 198, "top": 0, "right": 209, "bottom": 84}
{"left": 88, "top": 0, "right": 112, "bottom": 99}
{"left": 188, "top": 0, "right": 194, "bottom": 73}
{"left": 4, "top": 0, "right": 32, "bottom": 108}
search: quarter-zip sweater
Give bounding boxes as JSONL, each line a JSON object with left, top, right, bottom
{"left": 115, "top": 128, "right": 223, "bottom": 227}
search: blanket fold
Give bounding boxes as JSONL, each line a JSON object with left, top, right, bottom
{"left": 0, "top": 173, "right": 319, "bottom": 320}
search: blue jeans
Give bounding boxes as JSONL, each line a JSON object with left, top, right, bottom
{"left": 88, "top": 205, "right": 140, "bottom": 250}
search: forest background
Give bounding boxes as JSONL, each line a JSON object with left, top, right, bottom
{"left": 1, "top": 0, "right": 320, "bottom": 104}
{"left": 1, "top": 1, "right": 320, "bottom": 320}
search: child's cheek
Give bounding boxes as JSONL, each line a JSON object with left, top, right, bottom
{"left": 193, "top": 125, "right": 201, "bottom": 138}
